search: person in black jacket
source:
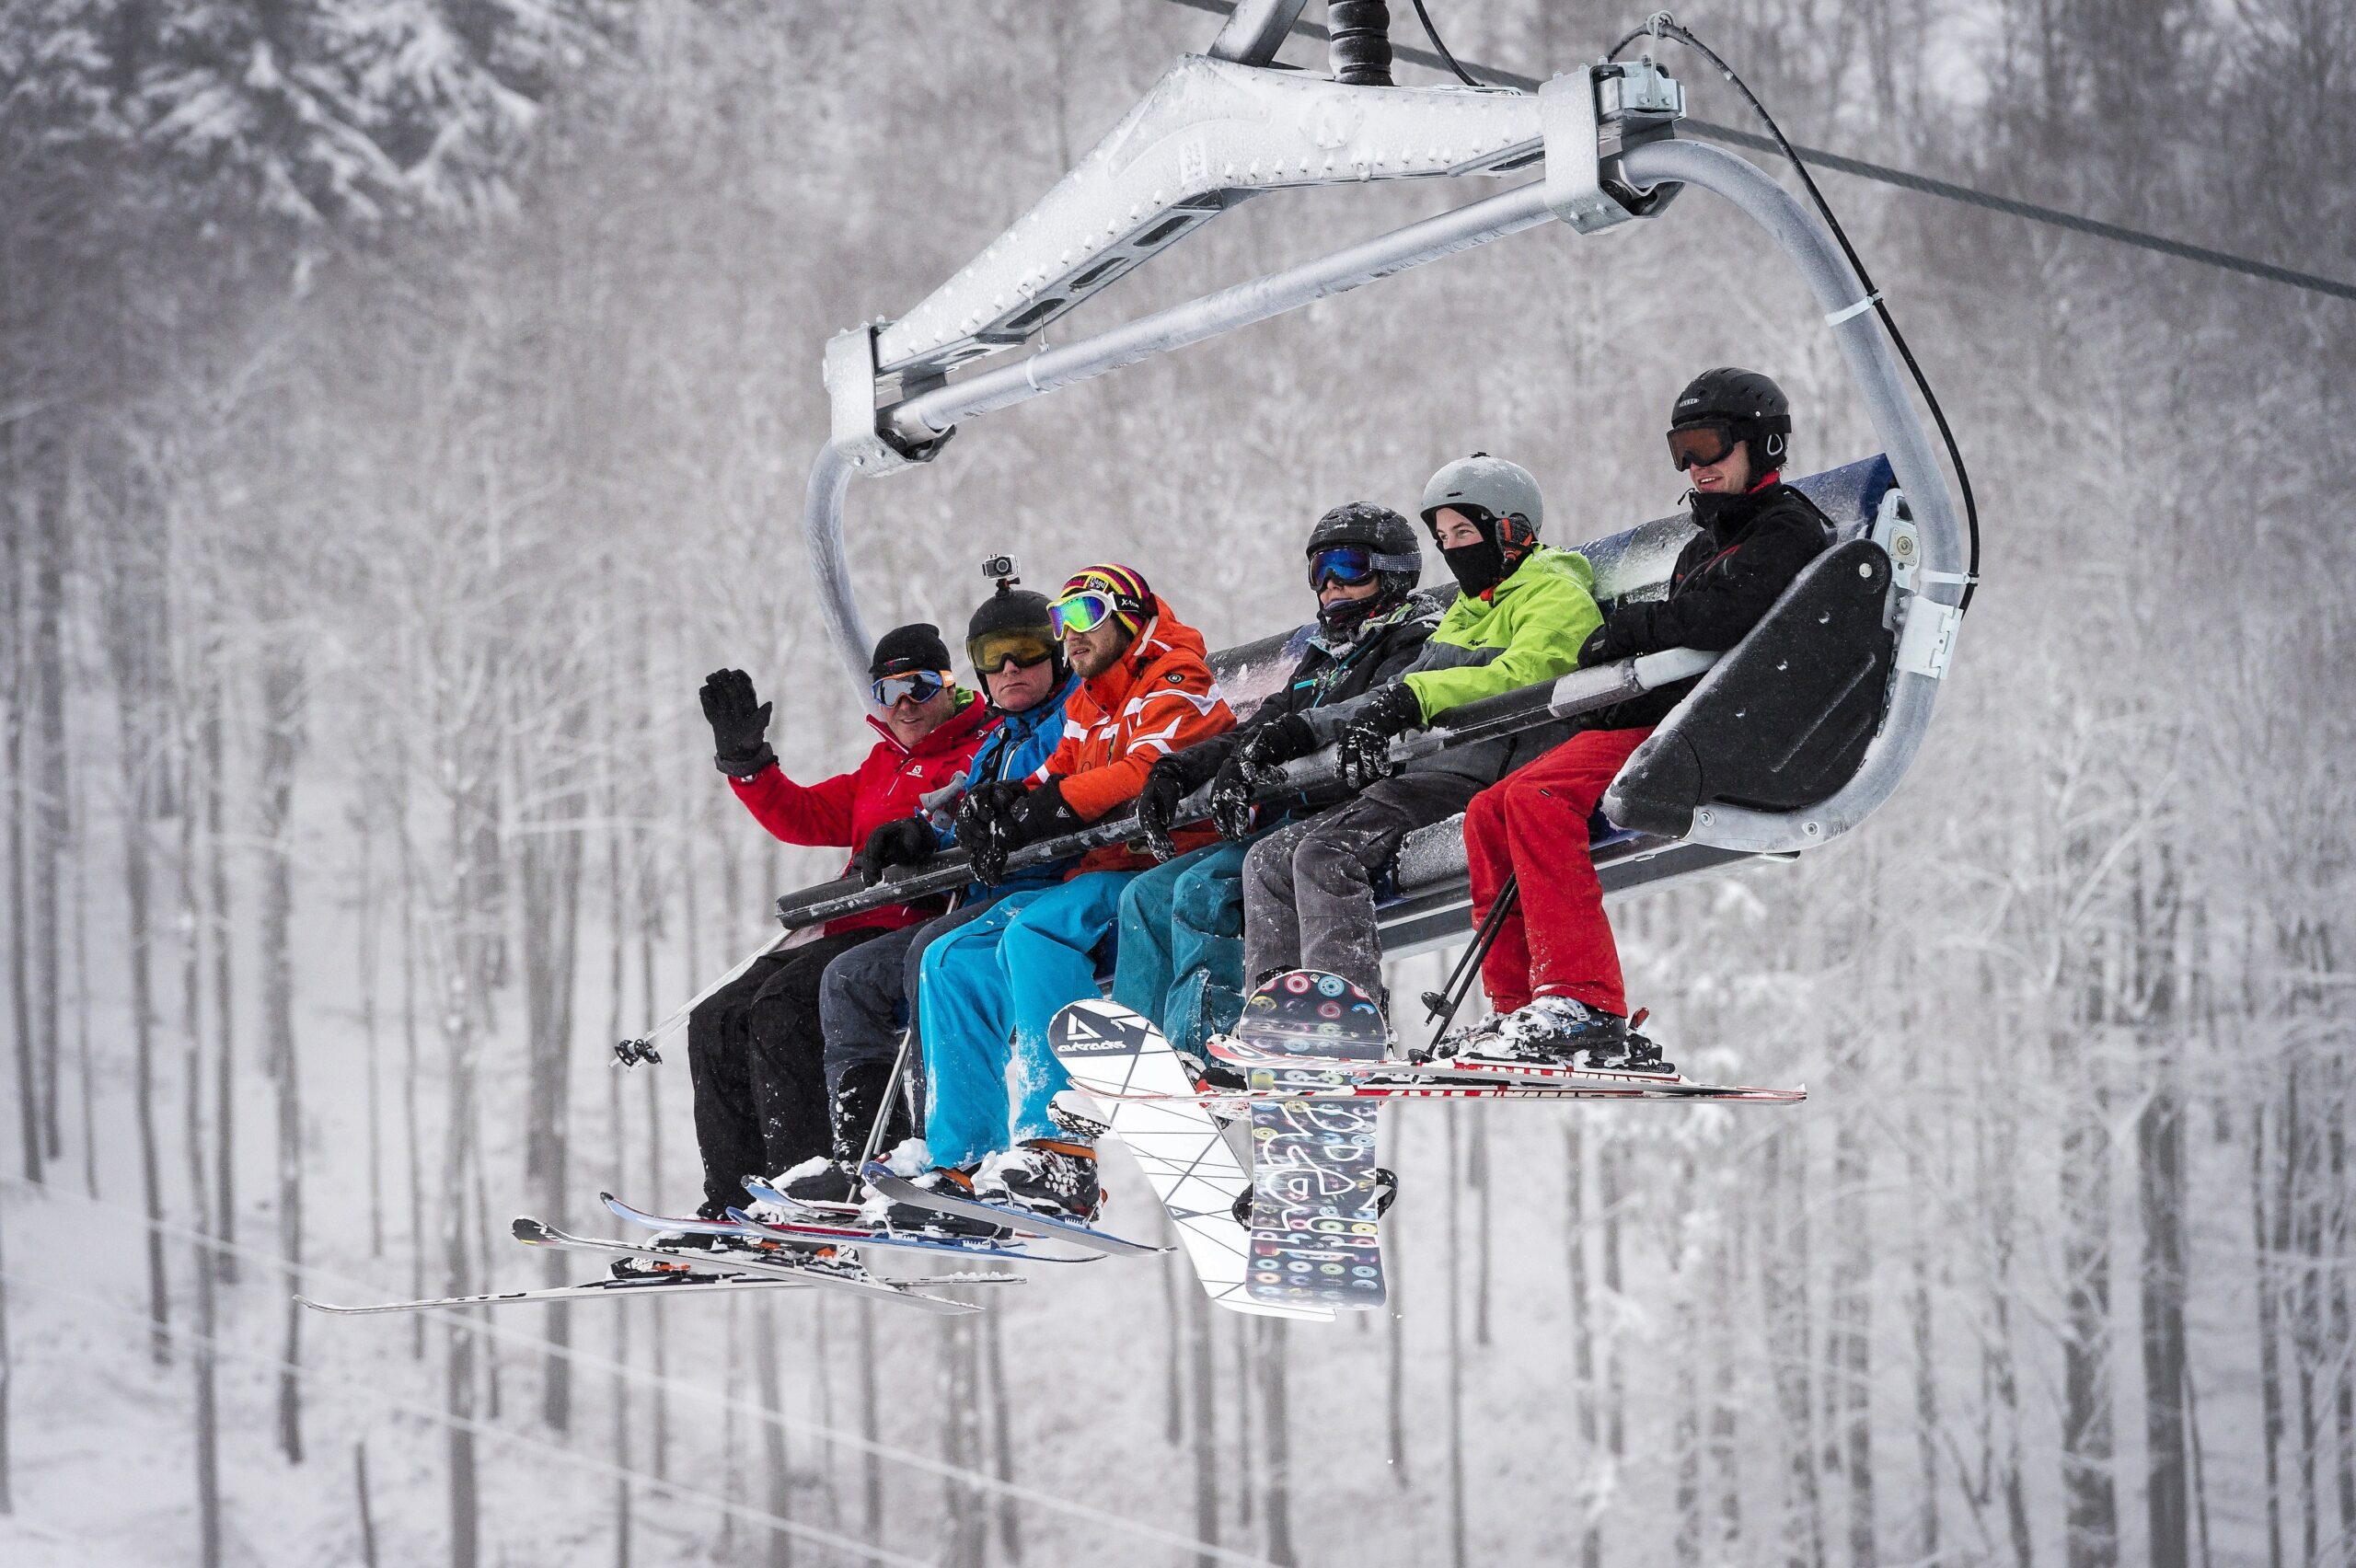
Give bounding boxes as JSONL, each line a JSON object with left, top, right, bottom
{"left": 1110, "top": 502, "right": 1437, "bottom": 1066}
{"left": 1452, "top": 367, "right": 1833, "bottom": 1069}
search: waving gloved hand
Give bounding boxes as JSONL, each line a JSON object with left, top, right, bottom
{"left": 1209, "top": 754, "right": 1259, "bottom": 841}
{"left": 1241, "top": 712, "right": 1317, "bottom": 774}
{"left": 856, "top": 817, "right": 936, "bottom": 886}
{"left": 1334, "top": 682, "right": 1425, "bottom": 791}
{"left": 699, "top": 669, "right": 777, "bottom": 778}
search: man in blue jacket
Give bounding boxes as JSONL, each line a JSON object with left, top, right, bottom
{"left": 774, "top": 578, "right": 1082, "bottom": 1208}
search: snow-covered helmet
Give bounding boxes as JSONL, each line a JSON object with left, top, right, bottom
{"left": 1305, "top": 502, "right": 1422, "bottom": 599}
{"left": 1668, "top": 366, "right": 1792, "bottom": 476}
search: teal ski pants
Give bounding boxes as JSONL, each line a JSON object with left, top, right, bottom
{"left": 918, "top": 870, "right": 1138, "bottom": 1169}
{"left": 1110, "top": 838, "right": 1255, "bottom": 1057}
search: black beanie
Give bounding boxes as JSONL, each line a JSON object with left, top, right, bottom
{"left": 870, "top": 623, "right": 953, "bottom": 678}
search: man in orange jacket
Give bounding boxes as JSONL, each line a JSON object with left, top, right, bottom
{"left": 894, "top": 565, "right": 1232, "bottom": 1228}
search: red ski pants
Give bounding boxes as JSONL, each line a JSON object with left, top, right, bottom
{"left": 1461, "top": 726, "right": 1655, "bottom": 1018}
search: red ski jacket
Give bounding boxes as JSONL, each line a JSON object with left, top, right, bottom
{"left": 1047, "top": 596, "right": 1234, "bottom": 874}
{"left": 729, "top": 691, "right": 995, "bottom": 934}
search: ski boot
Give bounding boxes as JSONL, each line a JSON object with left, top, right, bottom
{"left": 751, "top": 1157, "right": 862, "bottom": 1219}
{"left": 1472, "top": 996, "right": 1676, "bottom": 1076}
{"left": 875, "top": 1167, "right": 1012, "bottom": 1239}
{"left": 978, "top": 1138, "right": 1103, "bottom": 1224}
{"left": 1178, "top": 1040, "right": 1252, "bottom": 1092}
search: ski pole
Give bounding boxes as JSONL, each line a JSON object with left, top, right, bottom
{"left": 857, "top": 1024, "right": 919, "bottom": 1174}
{"left": 1420, "top": 873, "right": 1518, "bottom": 1042}
{"left": 614, "top": 925, "right": 795, "bottom": 1067}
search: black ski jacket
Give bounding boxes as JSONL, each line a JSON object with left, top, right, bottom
{"left": 1161, "top": 597, "right": 1438, "bottom": 813}
{"left": 1588, "top": 478, "right": 1834, "bottom": 731}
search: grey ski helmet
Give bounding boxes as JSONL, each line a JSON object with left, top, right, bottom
{"left": 1305, "top": 502, "right": 1422, "bottom": 600}
{"left": 1669, "top": 367, "right": 1792, "bottom": 473}
{"left": 1419, "top": 453, "right": 1543, "bottom": 549}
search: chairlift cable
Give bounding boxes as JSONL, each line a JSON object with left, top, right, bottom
{"left": 1611, "top": 15, "right": 1981, "bottom": 616}
{"left": 1156, "top": 0, "right": 2356, "bottom": 309}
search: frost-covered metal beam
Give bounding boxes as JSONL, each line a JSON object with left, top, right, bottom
{"left": 1209, "top": 0, "right": 1311, "bottom": 65}
{"left": 872, "top": 55, "right": 1549, "bottom": 384}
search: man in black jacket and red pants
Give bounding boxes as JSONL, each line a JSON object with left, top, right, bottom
{"left": 1451, "top": 367, "right": 1832, "bottom": 1069}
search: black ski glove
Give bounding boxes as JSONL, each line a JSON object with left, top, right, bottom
{"left": 1209, "top": 755, "right": 1259, "bottom": 841}
{"left": 856, "top": 817, "right": 936, "bottom": 886}
{"left": 1135, "top": 746, "right": 1226, "bottom": 860}
{"left": 1334, "top": 682, "right": 1425, "bottom": 791}
{"left": 699, "top": 668, "right": 776, "bottom": 778}
{"left": 1579, "top": 614, "right": 1638, "bottom": 666}
{"left": 956, "top": 778, "right": 1028, "bottom": 886}
{"left": 1241, "top": 712, "right": 1317, "bottom": 772}
{"left": 997, "top": 777, "right": 1083, "bottom": 852}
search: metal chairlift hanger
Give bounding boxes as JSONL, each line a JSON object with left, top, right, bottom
{"left": 796, "top": 0, "right": 1969, "bottom": 892}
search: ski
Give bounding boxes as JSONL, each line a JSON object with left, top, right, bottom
{"left": 1236, "top": 972, "right": 1388, "bottom": 1311}
{"left": 514, "top": 1216, "right": 1011, "bottom": 1315}
{"left": 862, "top": 1170, "right": 1168, "bottom": 1259}
{"left": 1049, "top": 998, "right": 1334, "bottom": 1322}
{"left": 298, "top": 1268, "right": 818, "bottom": 1316}
{"left": 1207, "top": 1034, "right": 1800, "bottom": 1099}
{"left": 600, "top": 1191, "right": 1081, "bottom": 1263}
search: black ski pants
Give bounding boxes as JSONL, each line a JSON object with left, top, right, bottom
{"left": 686, "top": 927, "right": 884, "bottom": 1213}
{"left": 816, "top": 889, "right": 1011, "bottom": 1123}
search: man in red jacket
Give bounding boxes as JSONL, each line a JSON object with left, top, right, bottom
{"left": 681, "top": 624, "right": 993, "bottom": 1226}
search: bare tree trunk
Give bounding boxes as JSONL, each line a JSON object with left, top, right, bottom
{"left": 1831, "top": 1120, "right": 1874, "bottom": 1567}
{"left": 204, "top": 684, "right": 236, "bottom": 1279}
{"left": 1258, "top": 1318, "right": 1297, "bottom": 1567}
{"left": 520, "top": 794, "right": 583, "bottom": 1432}
{"left": 106, "top": 583, "right": 169, "bottom": 1362}
{"left": 356, "top": 801, "right": 384, "bottom": 1258}
{"left": 1601, "top": 1138, "right": 1629, "bottom": 1539}
{"left": 178, "top": 728, "right": 223, "bottom": 1568}
{"left": 1186, "top": 1265, "right": 1221, "bottom": 1568}
{"left": 259, "top": 652, "right": 306, "bottom": 1462}
{"left": 1674, "top": 1156, "right": 1702, "bottom": 1568}
{"left": 355, "top": 1441, "right": 379, "bottom": 1568}
{"left": 1447, "top": 1107, "right": 1469, "bottom": 1568}
{"left": 4, "top": 517, "right": 37, "bottom": 1185}
{"left": 1385, "top": 1108, "right": 1407, "bottom": 1483}
{"left": 2138, "top": 1045, "right": 2190, "bottom": 1568}
{"left": 942, "top": 1317, "right": 985, "bottom": 1568}
{"left": 983, "top": 1297, "right": 1022, "bottom": 1562}
{"left": 1908, "top": 1134, "right": 1940, "bottom": 1562}
{"left": 29, "top": 486, "right": 64, "bottom": 1165}
{"left": 756, "top": 1296, "right": 796, "bottom": 1568}
{"left": 1164, "top": 1251, "right": 1185, "bottom": 1447}
{"left": 1763, "top": 1125, "right": 1822, "bottom": 1568}
{"left": 608, "top": 1040, "right": 633, "bottom": 1568}
{"left": 1565, "top": 1123, "right": 1601, "bottom": 1568}
{"left": 859, "top": 1300, "right": 885, "bottom": 1540}
{"left": 1471, "top": 1101, "right": 1491, "bottom": 1347}
{"left": 2255, "top": 1091, "right": 2289, "bottom": 1568}
{"left": 0, "top": 1191, "right": 14, "bottom": 1513}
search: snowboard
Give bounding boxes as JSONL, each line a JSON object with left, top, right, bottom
{"left": 1236, "top": 971, "right": 1389, "bottom": 1311}
{"left": 1048, "top": 997, "right": 1334, "bottom": 1322}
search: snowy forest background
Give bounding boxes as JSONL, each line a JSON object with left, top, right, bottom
{"left": 3, "top": 1, "right": 2353, "bottom": 1565}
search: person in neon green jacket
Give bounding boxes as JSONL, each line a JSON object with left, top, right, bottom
{"left": 1230, "top": 453, "right": 1601, "bottom": 1006}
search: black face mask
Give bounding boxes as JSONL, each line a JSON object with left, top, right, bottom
{"left": 1440, "top": 539, "right": 1511, "bottom": 596}
{"left": 1315, "top": 593, "right": 1385, "bottom": 640}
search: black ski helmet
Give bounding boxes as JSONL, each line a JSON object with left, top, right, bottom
{"left": 1669, "top": 367, "right": 1792, "bottom": 474}
{"left": 965, "top": 582, "right": 1068, "bottom": 692}
{"left": 1306, "top": 502, "right": 1422, "bottom": 601}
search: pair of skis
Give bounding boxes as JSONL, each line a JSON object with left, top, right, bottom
{"left": 299, "top": 1178, "right": 1166, "bottom": 1318}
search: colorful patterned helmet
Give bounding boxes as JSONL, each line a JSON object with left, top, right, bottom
{"left": 1050, "top": 563, "right": 1154, "bottom": 640}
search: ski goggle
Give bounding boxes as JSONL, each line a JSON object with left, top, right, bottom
{"left": 1307, "top": 545, "right": 1380, "bottom": 590}
{"left": 1666, "top": 421, "right": 1739, "bottom": 471}
{"left": 966, "top": 629, "right": 1057, "bottom": 673}
{"left": 871, "top": 669, "right": 951, "bottom": 708}
{"left": 1048, "top": 589, "right": 1124, "bottom": 638}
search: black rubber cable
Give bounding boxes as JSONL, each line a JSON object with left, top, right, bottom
{"left": 1408, "top": 0, "right": 1481, "bottom": 86}
{"left": 1612, "top": 16, "right": 1981, "bottom": 615}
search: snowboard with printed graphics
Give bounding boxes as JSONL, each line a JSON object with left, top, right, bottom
{"left": 1237, "top": 971, "right": 1388, "bottom": 1310}
{"left": 1048, "top": 997, "right": 1334, "bottom": 1321}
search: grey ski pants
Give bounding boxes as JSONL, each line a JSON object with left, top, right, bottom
{"left": 1240, "top": 771, "right": 1485, "bottom": 1003}
{"left": 816, "top": 891, "right": 1009, "bottom": 1106}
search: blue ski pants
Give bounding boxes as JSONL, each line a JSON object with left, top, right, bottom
{"left": 1109, "top": 838, "right": 1256, "bottom": 1057}
{"left": 918, "top": 870, "right": 1138, "bottom": 1169}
